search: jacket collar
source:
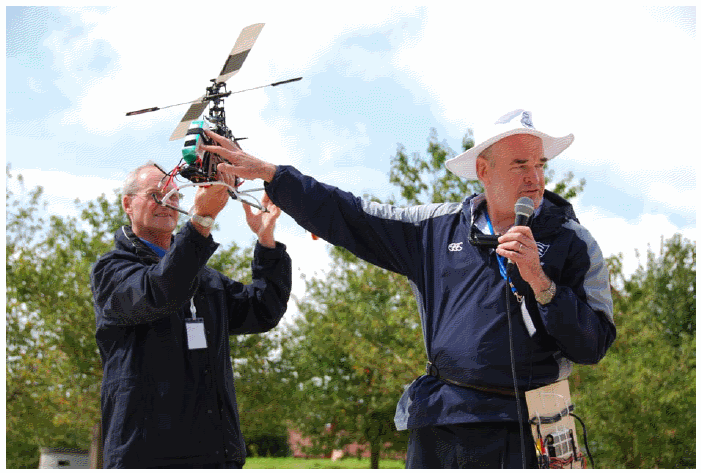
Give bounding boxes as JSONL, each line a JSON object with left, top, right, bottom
{"left": 464, "top": 189, "right": 578, "bottom": 234}
{"left": 115, "top": 226, "right": 168, "bottom": 264}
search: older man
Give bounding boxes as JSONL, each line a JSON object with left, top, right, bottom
{"left": 91, "top": 162, "right": 292, "bottom": 468}
{"left": 201, "top": 111, "right": 616, "bottom": 468}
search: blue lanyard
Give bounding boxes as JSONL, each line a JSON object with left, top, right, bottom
{"left": 484, "top": 212, "right": 520, "bottom": 300}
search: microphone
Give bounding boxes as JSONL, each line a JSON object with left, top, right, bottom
{"left": 506, "top": 197, "right": 535, "bottom": 274}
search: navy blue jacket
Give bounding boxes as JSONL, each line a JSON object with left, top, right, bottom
{"left": 91, "top": 222, "right": 292, "bottom": 468}
{"left": 265, "top": 165, "right": 615, "bottom": 430}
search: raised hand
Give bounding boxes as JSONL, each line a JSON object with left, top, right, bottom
{"left": 202, "top": 129, "right": 277, "bottom": 182}
{"left": 242, "top": 193, "right": 281, "bottom": 249}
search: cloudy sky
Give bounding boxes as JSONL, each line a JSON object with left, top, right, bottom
{"left": 6, "top": 5, "right": 697, "bottom": 309}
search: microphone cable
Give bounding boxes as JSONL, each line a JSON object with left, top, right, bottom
{"left": 483, "top": 197, "right": 535, "bottom": 469}
{"left": 506, "top": 265, "right": 528, "bottom": 469}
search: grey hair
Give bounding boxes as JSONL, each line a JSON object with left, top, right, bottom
{"left": 477, "top": 146, "right": 497, "bottom": 168}
{"left": 122, "top": 161, "right": 159, "bottom": 197}
{"left": 122, "top": 161, "right": 162, "bottom": 223}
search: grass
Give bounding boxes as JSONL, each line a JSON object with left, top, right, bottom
{"left": 243, "top": 457, "right": 405, "bottom": 469}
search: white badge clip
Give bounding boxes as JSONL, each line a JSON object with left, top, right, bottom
{"left": 185, "top": 298, "right": 207, "bottom": 350}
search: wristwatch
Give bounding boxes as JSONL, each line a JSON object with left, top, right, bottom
{"left": 535, "top": 279, "right": 557, "bottom": 305}
{"left": 191, "top": 214, "right": 215, "bottom": 228}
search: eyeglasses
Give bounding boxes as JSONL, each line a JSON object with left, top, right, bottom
{"left": 129, "top": 190, "right": 184, "bottom": 204}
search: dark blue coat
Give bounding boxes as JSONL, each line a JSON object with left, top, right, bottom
{"left": 91, "top": 222, "right": 292, "bottom": 468}
{"left": 265, "top": 165, "right": 615, "bottom": 430}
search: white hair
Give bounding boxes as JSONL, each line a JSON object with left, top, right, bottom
{"left": 122, "top": 161, "right": 159, "bottom": 197}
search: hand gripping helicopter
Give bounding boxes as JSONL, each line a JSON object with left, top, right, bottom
{"left": 126, "top": 23, "right": 301, "bottom": 215}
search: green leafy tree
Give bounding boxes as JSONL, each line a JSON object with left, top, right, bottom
{"left": 6, "top": 167, "right": 122, "bottom": 468}
{"left": 634, "top": 235, "right": 695, "bottom": 345}
{"left": 208, "top": 243, "right": 293, "bottom": 456}
{"left": 570, "top": 235, "right": 695, "bottom": 468}
{"left": 282, "top": 246, "right": 424, "bottom": 468}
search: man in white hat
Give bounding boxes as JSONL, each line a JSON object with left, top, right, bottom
{"left": 200, "top": 111, "right": 615, "bottom": 468}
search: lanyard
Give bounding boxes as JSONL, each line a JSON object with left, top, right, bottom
{"left": 484, "top": 213, "right": 523, "bottom": 302}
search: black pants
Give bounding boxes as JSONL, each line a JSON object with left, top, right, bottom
{"left": 406, "top": 422, "right": 537, "bottom": 469}
{"left": 147, "top": 460, "right": 242, "bottom": 469}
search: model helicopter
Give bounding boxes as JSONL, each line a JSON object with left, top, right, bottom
{"left": 126, "top": 23, "right": 301, "bottom": 214}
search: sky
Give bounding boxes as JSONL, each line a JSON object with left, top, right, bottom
{"left": 5, "top": 5, "right": 697, "bottom": 314}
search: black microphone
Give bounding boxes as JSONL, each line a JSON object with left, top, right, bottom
{"left": 506, "top": 197, "right": 535, "bottom": 274}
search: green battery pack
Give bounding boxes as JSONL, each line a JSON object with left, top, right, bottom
{"left": 182, "top": 120, "right": 206, "bottom": 164}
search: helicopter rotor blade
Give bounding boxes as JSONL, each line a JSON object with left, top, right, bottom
{"left": 126, "top": 107, "right": 160, "bottom": 116}
{"left": 127, "top": 75, "right": 303, "bottom": 118}
{"left": 216, "top": 23, "right": 264, "bottom": 84}
{"left": 169, "top": 96, "right": 208, "bottom": 141}
{"left": 226, "top": 77, "right": 303, "bottom": 96}
{"left": 271, "top": 77, "right": 303, "bottom": 87}
{"left": 169, "top": 23, "right": 265, "bottom": 141}
{"left": 128, "top": 23, "right": 294, "bottom": 141}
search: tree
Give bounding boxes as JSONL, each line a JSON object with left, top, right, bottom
{"left": 633, "top": 234, "right": 695, "bottom": 345}
{"left": 208, "top": 243, "right": 293, "bottom": 457}
{"left": 570, "top": 235, "right": 695, "bottom": 468}
{"left": 6, "top": 167, "right": 122, "bottom": 468}
{"left": 282, "top": 246, "right": 424, "bottom": 467}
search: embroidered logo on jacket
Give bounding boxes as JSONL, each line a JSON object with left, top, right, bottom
{"left": 448, "top": 242, "right": 463, "bottom": 252}
{"left": 537, "top": 242, "right": 550, "bottom": 258}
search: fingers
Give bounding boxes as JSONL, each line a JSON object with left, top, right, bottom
{"left": 216, "top": 163, "right": 238, "bottom": 187}
{"left": 498, "top": 226, "right": 534, "bottom": 249}
{"left": 498, "top": 225, "right": 533, "bottom": 241}
{"left": 266, "top": 201, "right": 281, "bottom": 218}
{"left": 496, "top": 225, "right": 523, "bottom": 248}
{"left": 203, "top": 145, "right": 250, "bottom": 178}
{"left": 204, "top": 129, "right": 240, "bottom": 151}
{"left": 201, "top": 144, "right": 231, "bottom": 160}
{"left": 242, "top": 199, "right": 255, "bottom": 219}
{"left": 261, "top": 193, "right": 281, "bottom": 216}
{"left": 242, "top": 193, "right": 278, "bottom": 217}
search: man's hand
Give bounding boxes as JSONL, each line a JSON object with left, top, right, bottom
{"left": 189, "top": 163, "right": 238, "bottom": 237}
{"left": 242, "top": 193, "right": 281, "bottom": 249}
{"left": 496, "top": 226, "right": 551, "bottom": 294}
{"left": 202, "top": 129, "right": 278, "bottom": 182}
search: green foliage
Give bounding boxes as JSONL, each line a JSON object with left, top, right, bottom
{"left": 231, "top": 323, "right": 292, "bottom": 451}
{"left": 6, "top": 166, "right": 123, "bottom": 468}
{"left": 547, "top": 169, "right": 585, "bottom": 201}
{"left": 244, "top": 433, "right": 291, "bottom": 458}
{"left": 571, "top": 235, "right": 696, "bottom": 468}
{"left": 632, "top": 235, "right": 695, "bottom": 345}
{"left": 389, "top": 128, "right": 479, "bottom": 205}
{"left": 208, "top": 238, "right": 295, "bottom": 450}
{"left": 282, "top": 246, "right": 424, "bottom": 467}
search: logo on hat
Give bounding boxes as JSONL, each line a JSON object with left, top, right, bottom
{"left": 521, "top": 111, "right": 534, "bottom": 128}
{"left": 495, "top": 109, "right": 534, "bottom": 128}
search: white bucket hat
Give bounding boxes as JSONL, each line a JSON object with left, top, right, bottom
{"left": 445, "top": 109, "right": 574, "bottom": 180}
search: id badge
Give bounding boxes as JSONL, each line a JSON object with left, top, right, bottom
{"left": 185, "top": 318, "right": 208, "bottom": 350}
{"left": 521, "top": 299, "right": 537, "bottom": 337}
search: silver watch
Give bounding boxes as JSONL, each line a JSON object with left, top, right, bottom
{"left": 191, "top": 214, "right": 215, "bottom": 228}
{"left": 535, "top": 279, "right": 557, "bottom": 305}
